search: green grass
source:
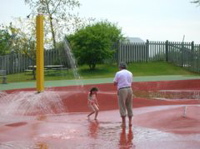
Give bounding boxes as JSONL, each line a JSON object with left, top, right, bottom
{"left": 6, "top": 61, "right": 199, "bottom": 83}
{"left": 129, "top": 61, "right": 197, "bottom": 76}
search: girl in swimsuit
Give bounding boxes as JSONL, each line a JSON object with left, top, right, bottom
{"left": 87, "top": 87, "right": 99, "bottom": 120}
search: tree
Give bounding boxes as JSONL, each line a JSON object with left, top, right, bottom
{"left": 67, "top": 21, "right": 124, "bottom": 70}
{"left": 24, "top": 0, "right": 86, "bottom": 49}
{"left": 7, "top": 20, "right": 37, "bottom": 62}
{"left": 191, "top": 0, "right": 200, "bottom": 5}
{"left": 0, "top": 25, "right": 13, "bottom": 55}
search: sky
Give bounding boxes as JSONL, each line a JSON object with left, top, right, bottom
{"left": 1, "top": 0, "right": 200, "bottom": 43}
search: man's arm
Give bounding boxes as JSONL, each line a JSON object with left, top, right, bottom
{"left": 113, "top": 73, "right": 118, "bottom": 86}
{"left": 114, "top": 81, "right": 118, "bottom": 86}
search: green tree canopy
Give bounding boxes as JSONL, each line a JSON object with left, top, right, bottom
{"left": 191, "top": 0, "right": 200, "bottom": 5}
{"left": 0, "top": 25, "right": 13, "bottom": 55}
{"left": 67, "top": 21, "right": 123, "bottom": 70}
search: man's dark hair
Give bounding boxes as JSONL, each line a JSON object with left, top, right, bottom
{"left": 119, "top": 62, "right": 127, "bottom": 69}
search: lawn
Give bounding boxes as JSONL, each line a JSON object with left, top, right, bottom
{"left": 6, "top": 61, "right": 198, "bottom": 83}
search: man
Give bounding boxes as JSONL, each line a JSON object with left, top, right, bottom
{"left": 113, "top": 62, "right": 133, "bottom": 127}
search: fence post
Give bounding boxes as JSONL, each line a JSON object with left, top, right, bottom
{"left": 116, "top": 40, "right": 120, "bottom": 64}
{"left": 181, "top": 41, "right": 185, "bottom": 67}
{"left": 191, "top": 41, "right": 194, "bottom": 71}
{"left": 146, "top": 40, "right": 149, "bottom": 62}
{"left": 191, "top": 41, "right": 194, "bottom": 52}
{"left": 165, "top": 40, "right": 169, "bottom": 62}
{"left": 117, "top": 41, "right": 122, "bottom": 64}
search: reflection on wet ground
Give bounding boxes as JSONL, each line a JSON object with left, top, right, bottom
{"left": 88, "top": 119, "right": 99, "bottom": 139}
{"left": 0, "top": 106, "right": 200, "bottom": 149}
{"left": 119, "top": 126, "right": 134, "bottom": 149}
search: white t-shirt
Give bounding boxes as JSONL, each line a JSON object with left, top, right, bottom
{"left": 113, "top": 69, "right": 133, "bottom": 90}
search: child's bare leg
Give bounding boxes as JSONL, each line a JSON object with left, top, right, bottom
{"left": 94, "top": 110, "right": 99, "bottom": 120}
{"left": 88, "top": 111, "right": 95, "bottom": 118}
{"left": 94, "top": 105, "right": 99, "bottom": 120}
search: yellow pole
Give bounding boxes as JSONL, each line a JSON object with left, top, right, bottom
{"left": 36, "top": 14, "right": 44, "bottom": 92}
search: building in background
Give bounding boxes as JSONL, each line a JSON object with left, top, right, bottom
{"left": 125, "top": 37, "right": 145, "bottom": 43}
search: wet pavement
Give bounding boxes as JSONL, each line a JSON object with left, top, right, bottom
{"left": 1, "top": 78, "right": 200, "bottom": 148}
{"left": 0, "top": 106, "right": 200, "bottom": 149}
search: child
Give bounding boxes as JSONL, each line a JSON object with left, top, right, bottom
{"left": 87, "top": 87, "right": 99, "bottom": 120}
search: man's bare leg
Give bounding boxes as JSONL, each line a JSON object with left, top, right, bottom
{"left": 128, "top": 116, "right": 132, "bottom": 127}
{"left": 121, "top": 116, "right": 126, "bottom": 127}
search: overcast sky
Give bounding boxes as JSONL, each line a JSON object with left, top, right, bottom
{"left": 1, "top": 0, "right": 200, "bottom": 43}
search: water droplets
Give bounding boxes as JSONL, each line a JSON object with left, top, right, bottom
{"left": 0, "top": 91, "right": 65, "bottom": 116}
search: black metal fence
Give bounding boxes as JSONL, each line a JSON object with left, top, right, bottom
{"left": 1, "top": 40, "right": 200, "bottom": 74}
{"left": 116, "top": 40, "right": 200, "bottom": 73}
{"left": 0, "top": 49, "right": 62, "bottom": 74}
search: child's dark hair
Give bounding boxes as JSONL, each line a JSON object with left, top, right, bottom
{"left": 89, "top": 87, "right": 99, "bottom": 96}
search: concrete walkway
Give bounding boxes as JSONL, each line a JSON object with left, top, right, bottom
{"left": 1, "top": 75, "right": 200, "bottom": 91}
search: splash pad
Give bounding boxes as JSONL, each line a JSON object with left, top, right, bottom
{"left": 0, "top": 79, "right": 200, "bottom": 149}
{"left": 1, "top": 3, "right": 200, "bottom": 148}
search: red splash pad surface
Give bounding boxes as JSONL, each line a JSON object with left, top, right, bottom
{"left": 0, "top": 79, "right": 200, "bottom": 149}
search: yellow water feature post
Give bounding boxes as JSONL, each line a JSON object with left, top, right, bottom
{"left": 36, "top": 14, "right": 44, "bottom": 92}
